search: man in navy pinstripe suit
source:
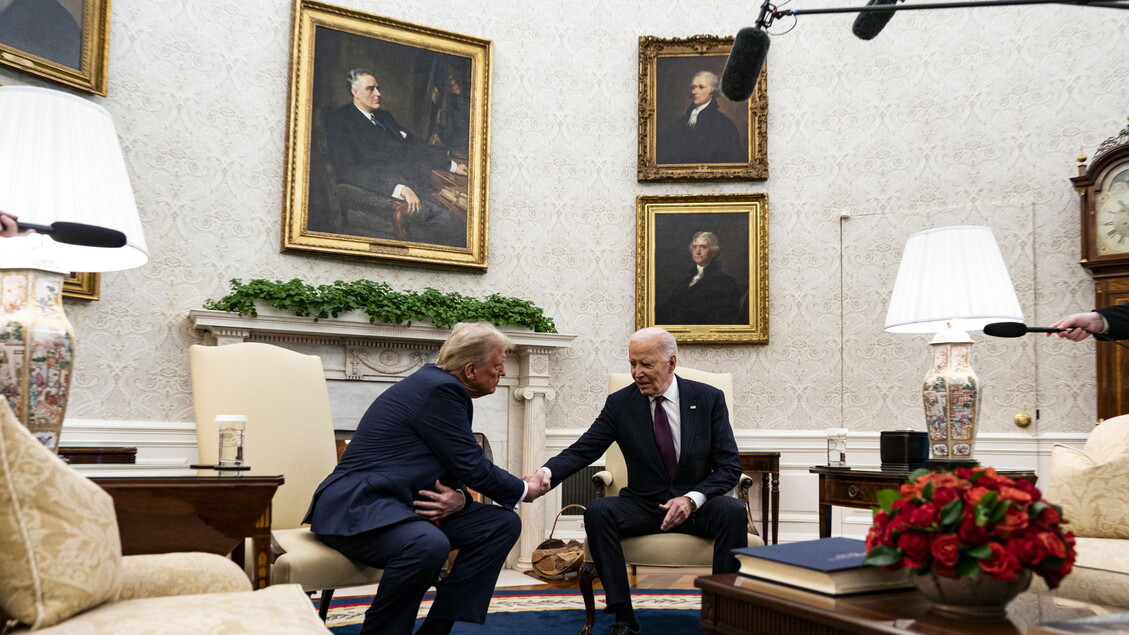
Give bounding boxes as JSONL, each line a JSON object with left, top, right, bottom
{"left": 539, "top": 327, "right": 746, "bottom": 635}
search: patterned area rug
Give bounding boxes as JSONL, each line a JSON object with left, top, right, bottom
{"left": 324, "top": 589, "right": 702, "bottom": 634}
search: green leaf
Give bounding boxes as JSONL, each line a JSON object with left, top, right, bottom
{"left": 864, "top": 545, "right": 901, "bottom": 567}
{"left": 966, "top": 544, "right": 992, "bottom": 560}
{"left": 940, "top": 497, "right": 964, "bottom": 526}
{"left": 908, "top": 468, "right": 932, "bottom": 481}
{"left": 922, "top": 480, "right": 935, "bottom": 501}
{"left": 876, "top": 488, "right": 901, "bottom": 514}
{"left": 988, "top": 500, "right": 1011, "bottom": 524}
{"left": 956, "top": 559, "right": 981, "bottom": 578}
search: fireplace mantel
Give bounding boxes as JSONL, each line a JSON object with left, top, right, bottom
{"left": 189, "top": 309, "right": 576, "bottom": 567}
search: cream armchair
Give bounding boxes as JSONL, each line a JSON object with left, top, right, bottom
{"left": 0, "top": 401, "right": 330, "bottom": 634}
{"left": 577, "top": 368, "right": 763, "bottom": 635}
{"left": 190, "top": 343, "right": 384, "bottom": 619}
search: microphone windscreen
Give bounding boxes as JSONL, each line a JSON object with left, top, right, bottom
{"left": 721, "top": 27, "right": 769, "bottom": 102}
{"left": 852, "top": 0, "right": 899, "bottom": 41}
{"left": 47, "top": 221, "right": 128, "bottom": 248}
{"left": 982, "top": 322, "right": 1027, "bottom": 338}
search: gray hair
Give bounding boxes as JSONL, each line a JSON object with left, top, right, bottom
{"left": 693, "top": 71, "right": 720, "bottom": 97}
{"left": 346, "top": 68, "right": 375, "bottom": 91}
{"left": 689, "top": 231, "right": 721, "bottom": 258}
{"left": 630, "top": 327, "right": 677, "bottom": 358}
{"left": 437, "top": 322, "right": 512, "bottom": 372}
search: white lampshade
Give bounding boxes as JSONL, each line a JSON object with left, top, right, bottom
{"left": 884, "top": 225, "right": 1022, "bottom": 334}
{"left": 0, "top": 85, "right": 147, "bottom": 272}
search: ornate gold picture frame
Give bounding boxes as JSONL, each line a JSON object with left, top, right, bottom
{"left": 0, "top": 0, "right": 111, "bottom": 96}
{"left": 636, "top": 193, "right": 768, "bottom": 344}
{"left": 62, "top": 271, "right": 99, "bottom": 301}
{"left": 637, "top": 35, "right": 768, "bottom": 182}
{"left": 282, "top": 0, "right": 492, "bottom": 270}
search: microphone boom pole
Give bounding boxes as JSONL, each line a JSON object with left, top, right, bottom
{"left": 771, "top": 0, "right": 1128, "bottom": 19}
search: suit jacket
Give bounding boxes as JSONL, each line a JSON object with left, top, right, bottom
{"left": 1098, "top": 305, "right": 1129, "bottom": 340}
{"left": 544, "top": 376, "right": 741, "bottom": 504}
{"left": 304, "top": 364, "right": 525, "bottom": 537}
{"left": 656, "top": 261, "right": 744, "bottom": 325}
{"left": 324, "top": 103, "right": 453, "bottom": 198}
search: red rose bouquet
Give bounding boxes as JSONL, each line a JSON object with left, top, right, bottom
{"left": 864, "top": 467, "right": 1076, "bottom": 589}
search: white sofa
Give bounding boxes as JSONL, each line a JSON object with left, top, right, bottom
{"left": 0, "top": 401, "right": 330, "bottom": 634}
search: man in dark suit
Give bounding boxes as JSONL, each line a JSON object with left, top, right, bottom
{"left": 536, "top": 327, "right": 746, "bottom": 635}
{"left": 656, "top": 231, "right": 744, "bottom": 325}
{"left": 323, "top": 68, "right": 465, "bottom": 247}
{"left": 304, "top": 322, "right": 548, "bottom": 635}
{"left": 1050, "top": 306, "right": 1129, "bottom": 341}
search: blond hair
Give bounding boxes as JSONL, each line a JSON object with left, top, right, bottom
{"left": 437, "top": 322, "right": 512, "bottom": 372}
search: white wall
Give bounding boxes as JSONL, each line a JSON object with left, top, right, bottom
{"left": 2, "top": 2, "right": 1126, "bottom": 476}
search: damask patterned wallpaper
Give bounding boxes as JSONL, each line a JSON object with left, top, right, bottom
{"left": 2, "top": 0, "right": 1126, "bottom": 436}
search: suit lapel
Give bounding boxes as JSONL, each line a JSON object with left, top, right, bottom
{"left": 676, "top": 376, "right": 697, "bottom": 472}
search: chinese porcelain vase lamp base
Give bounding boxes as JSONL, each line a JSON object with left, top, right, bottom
{"left": 0, "top": 269, "right": 74, "bottom": 451}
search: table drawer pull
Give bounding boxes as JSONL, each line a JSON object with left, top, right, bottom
{"left": 847, "top": 485, "right": 860, "bottom": 498}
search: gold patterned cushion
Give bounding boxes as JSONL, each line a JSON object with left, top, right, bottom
{"left": 1046, "top": 443, "right": 1129, "bottom": 539}
{"left": 0, "top": 402, "right": 121, "bottom": 628}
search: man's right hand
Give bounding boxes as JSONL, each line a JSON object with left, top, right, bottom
{"left": 1048, "top": 312, "right": 1104, "bottom": 341}
{"left": 400, "top": 187, "right": 421, "bottom": 214}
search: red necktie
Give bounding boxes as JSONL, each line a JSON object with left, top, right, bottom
{"left": 653, "top": 396, "right": 677, "bottom": 477}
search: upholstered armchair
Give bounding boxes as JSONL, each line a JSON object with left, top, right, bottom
{"left": 190, "top": 343, "right": 384, "bottom": 620}
{"left": 577, "top": 368, "right": 763, "bottom": 635}
{"left": 1041, "top": 413, "right": 1129, "bottom": 606}
{"left": 0, "top": 401, "right": 331, "bottom": 634}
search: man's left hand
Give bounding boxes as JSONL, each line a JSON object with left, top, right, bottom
{"left": 658, "top": 496, "right": 695, "bottom": 531}
{"left": 455, "top": 163, "right": 468, "bottom": 176}
{"left": 414, "top": 480, "right": 465, "bottom": 520}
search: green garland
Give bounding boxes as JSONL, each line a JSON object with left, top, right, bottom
{"left": 203, "top": 278, "right": 558, "bottom": 333}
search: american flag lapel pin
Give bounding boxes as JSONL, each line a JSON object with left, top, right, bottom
{"left": 689, "top": 405, "right": 697, "bottom": 410}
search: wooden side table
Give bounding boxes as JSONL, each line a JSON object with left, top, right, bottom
{"left": 809, "top": 466, "right": 1036, "bottom": 538}
{"left": 739, "top": 451, "right": 780, "bottom": 544}
{"left": 92, "top": 469, "right": 284, "bottom": 589}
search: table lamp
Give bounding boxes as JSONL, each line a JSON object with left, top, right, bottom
{"left": 884, "top": 225, "right": 1022, "bottom": 469}
{"left": 0, "top": 86, "right": 148, "bottom": 451}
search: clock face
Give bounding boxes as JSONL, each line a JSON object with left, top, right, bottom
{"left": 1096, "top": 162, "right": 1129, "bottom": 256}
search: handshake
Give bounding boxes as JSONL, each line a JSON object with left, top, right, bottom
{"left": 522, "top": 468, "right": 551, "bottom": 502}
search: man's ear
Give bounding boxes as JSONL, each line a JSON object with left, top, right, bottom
{"left": 461, "top": 361, "right": 476, "bottom": 379}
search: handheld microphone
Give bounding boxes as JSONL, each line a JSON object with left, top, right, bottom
{"left": 982, "top": 322, "right": 1068, "bottom": 338}
{"left": 852, "top": 0, "right": 902, "bottom": 40}
{"left": 16, "top": 221, "right": 127, "bottom": 248}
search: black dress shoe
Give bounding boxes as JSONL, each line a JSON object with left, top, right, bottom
{"left": 607, "top": 622, "right": 641, "bottom": 635}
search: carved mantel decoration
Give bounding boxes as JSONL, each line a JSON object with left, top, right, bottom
{"left": 189, "top": 309, "right": 576, "bottom": 567}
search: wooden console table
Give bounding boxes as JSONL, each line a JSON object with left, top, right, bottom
{"left": 696, "top": 573, "right": 1124, "bottom": 634}
{"left": 739, "top": 451, "right": 780, "bottom": 544}
{"left": 809, "top": 466, "right": 1037, "bottom": 538}
{"left": 91, "top": 469, "right": 284, "bottom": 589}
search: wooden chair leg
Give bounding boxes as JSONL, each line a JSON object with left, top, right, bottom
{"left": 578, "top": 562, "right": 599, "bottom": 635}
{"left": 318, "top": 588, "right": 335, "bottom": 622}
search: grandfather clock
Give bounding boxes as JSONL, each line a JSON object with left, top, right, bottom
{"left": 1072, "top": 117, "right": 1129, "bottom": 419}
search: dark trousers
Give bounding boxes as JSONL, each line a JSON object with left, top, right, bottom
{"left": 583, "top": 494, "right": 747, "bottom": 606}
{"left": 318, "top": 502, "right": 521, "bottom": 635}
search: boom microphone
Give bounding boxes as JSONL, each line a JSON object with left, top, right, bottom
{"left": 852, "top": 0, "right": 902, "bottom": 40}
{"left": 721, "top": 27, "right": 770, "bottom": 102}
{"left": 983, "top": 322, "right": 1069, "bottom": 338}
{"left": 16, "top": 221, "right": 127, "bottom": 248}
